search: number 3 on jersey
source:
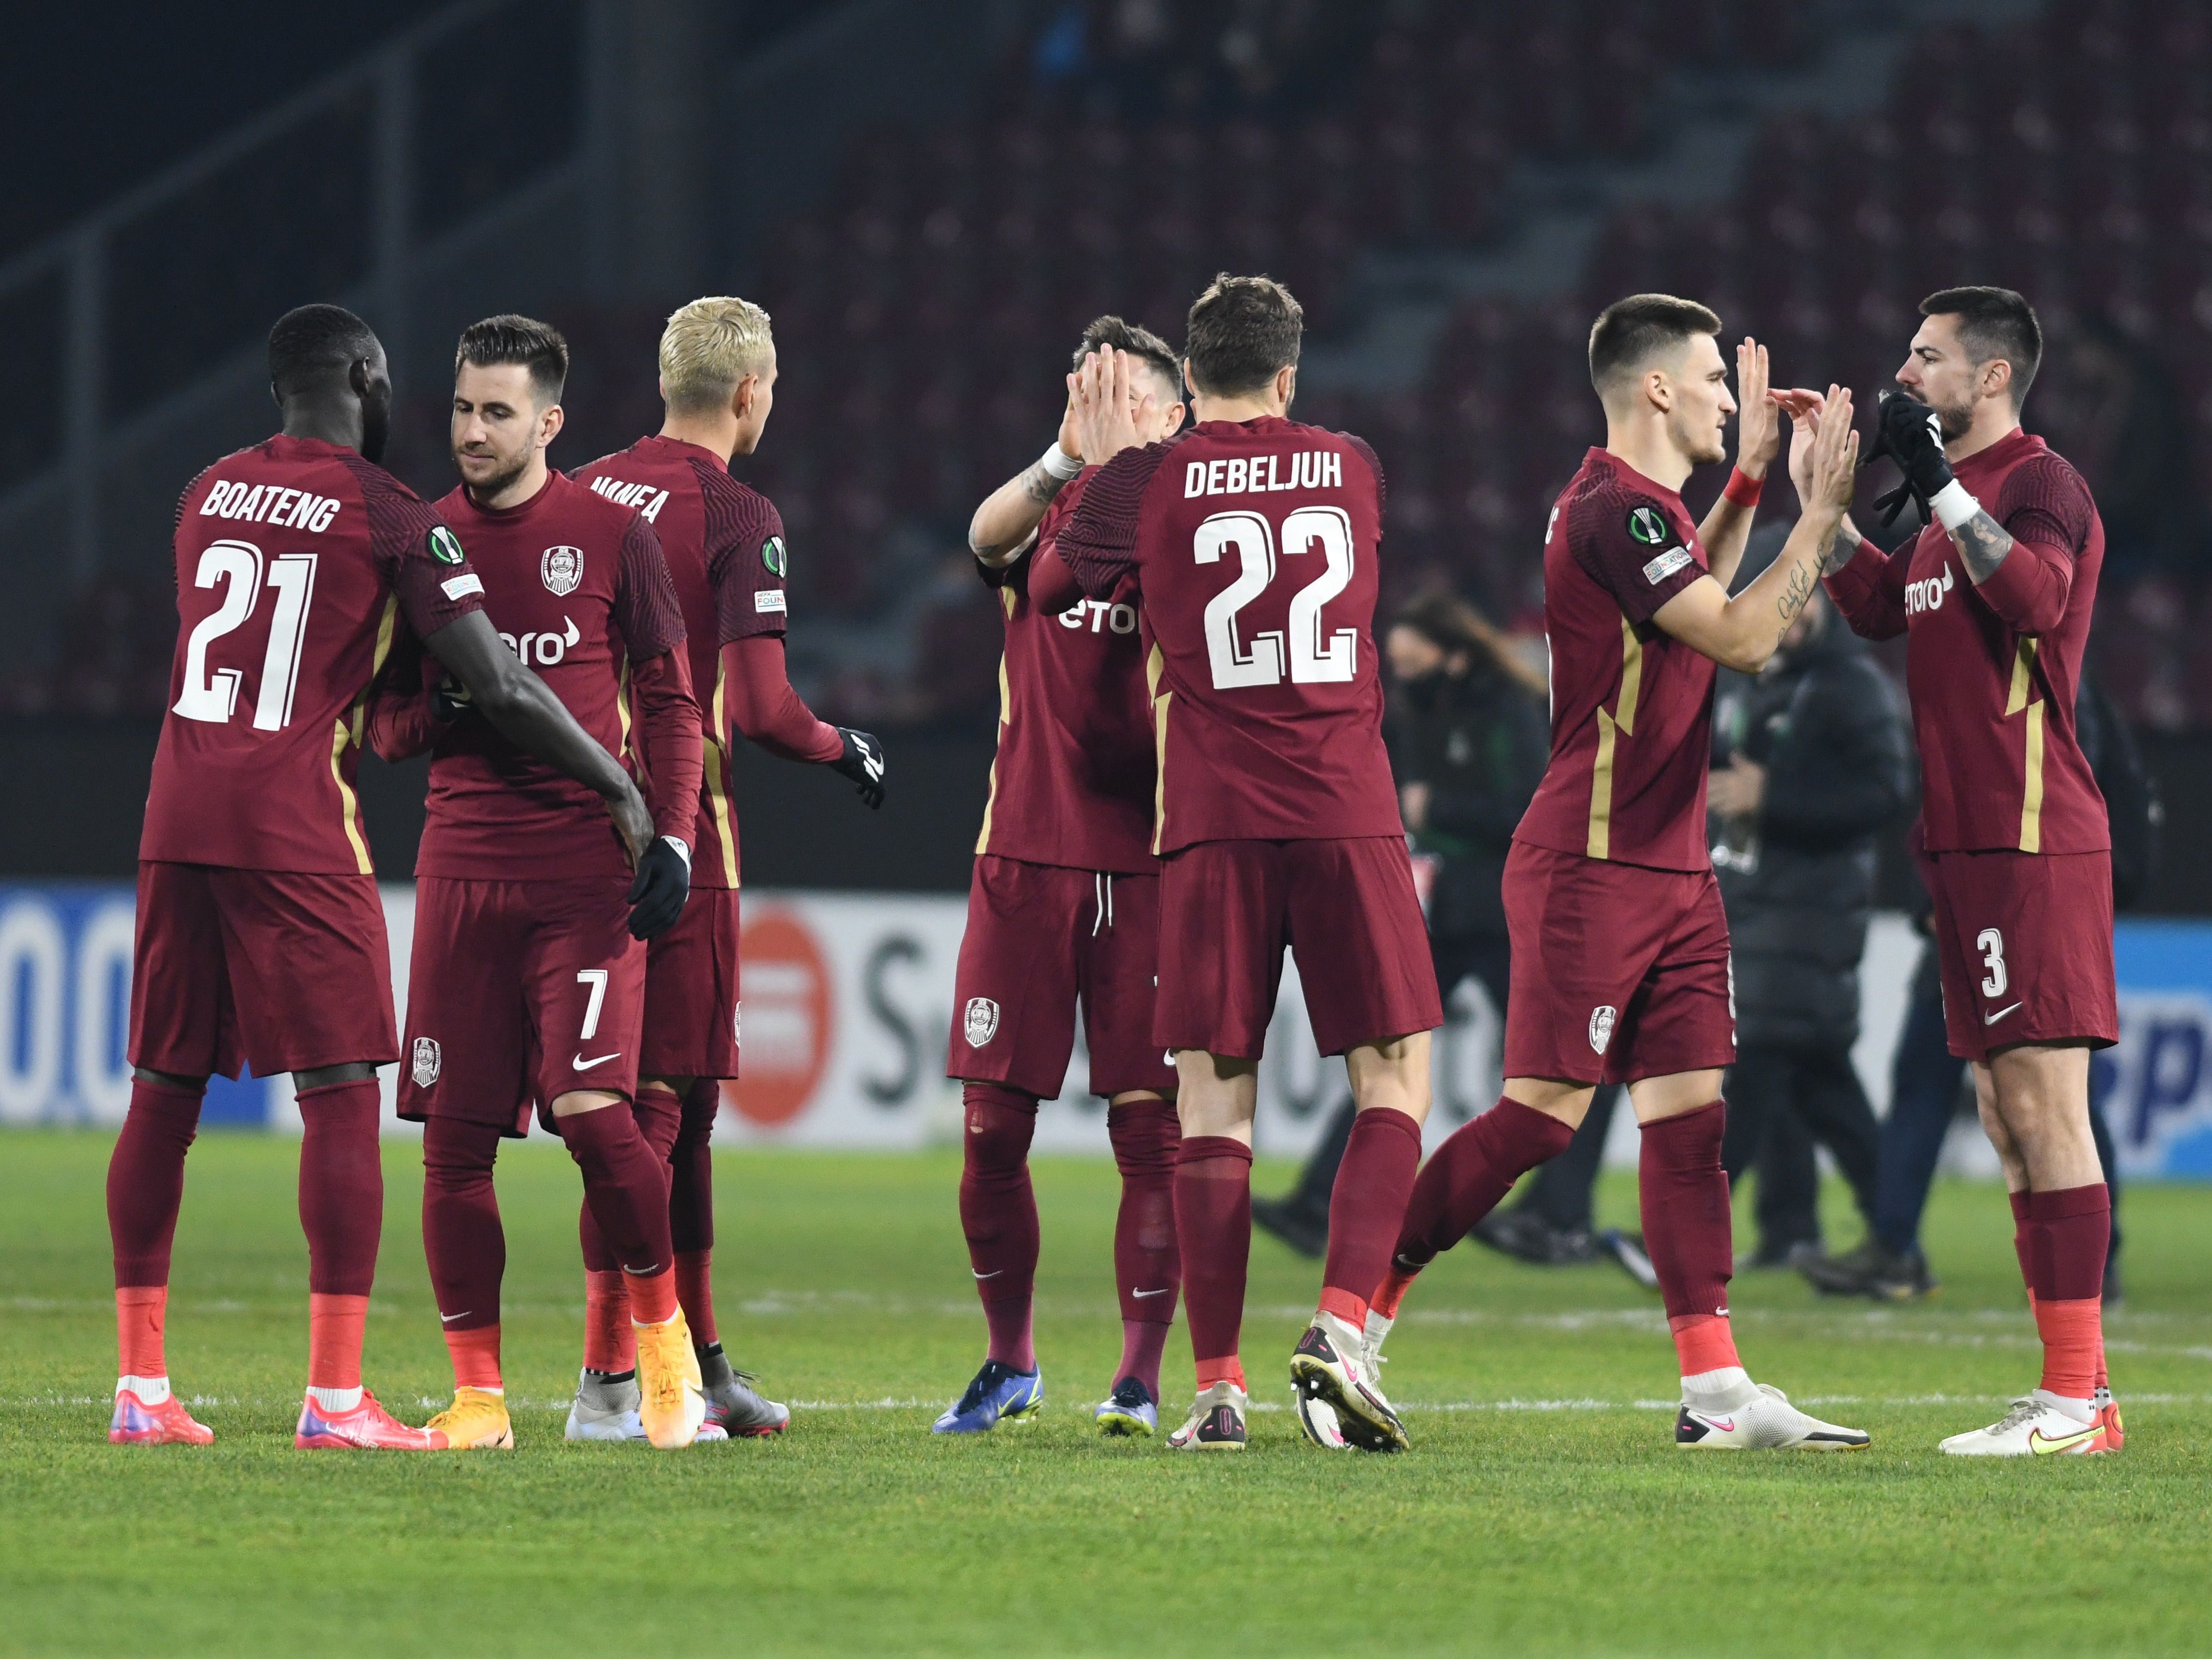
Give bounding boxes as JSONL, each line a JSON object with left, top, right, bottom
{"left": 174, "top": 539, "right": 319, "bottom": 730}
{"left": 1196, "top": 507, "right": 1356, "bottom": 690}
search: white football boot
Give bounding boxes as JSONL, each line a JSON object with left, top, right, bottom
{"left": 1167, "top": 1380, "right": 1249, "bottom": 1450}
{"left": 1676, "top": 1383, "right": 1869, "bottom": 1450}
{"left": 1940, "top": 1392, "right": 2105, "bottom": 1457}
{"left": 1291, "top": 1310, "right": 1408, "bottom": 1452}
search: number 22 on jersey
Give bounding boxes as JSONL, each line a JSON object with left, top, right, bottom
{"left": 174, "top": 539, "right": 319, "bottom": 730}
{"left": 1196, "top": 506, "right": 1356, "bottom": 690}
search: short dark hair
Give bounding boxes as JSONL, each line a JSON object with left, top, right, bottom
{"left": 1919, "top": 285, "right": 2042, "bottom": 407}
{"left": 268, "top": 304, "right": 379, "bottom": 394}
{"left": 1184, "top": 273, "right": 1303, "bottom": 397}
{"left": 455, "top": 313, "right": 569, "bottom": 405}
{"left": 1588, "top": 293, "right": 1724, "bottom": 395}
{"left": 1075, "top": 315, "right": 1184, "bottom": 402}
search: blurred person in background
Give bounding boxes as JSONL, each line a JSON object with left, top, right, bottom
{"left": 1706, "top": 529, "right": 1912, "bottom": 1271}
{"left": 1805, "top": 668, "right": 2157, "bottom": 1304}
{"left": 1251, "top": 591, "right": 1577, "bottom": 1257}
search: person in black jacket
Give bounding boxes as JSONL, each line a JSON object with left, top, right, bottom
{"left": 1805, "top": 670, "right": 2156, "bottom": 1301}
{"left": 1250, "top": 593, "right": 1619, "bottom": 1258}
{"left": 1707, "top": 569, "right": 1914, "bottom": 1265}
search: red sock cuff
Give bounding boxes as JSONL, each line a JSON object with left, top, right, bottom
{"left": 1177, "top": 1135, "right": 1252, "bottom": 1168}
{"left": 1194, "top": 1356, "right": 1245, "bottom": 1391}
{"left": 444, "top": 1323, "right": 503, "bottom": 1390}
{"left": 1371, "top": 1265, "right": 1418, "bottom": 1320}
{"left": 1669, "top": 1313, "right": 1741, "bottom": 1375}
{"left": 2027, "top": 1183, "right": 2110, "bottom": 1222}
{"left": 1317, "top": 1287, "right": 1368, "bottom": 1327}
{"left": 627, "top": 1268, "right": 679, "bottom": 1325}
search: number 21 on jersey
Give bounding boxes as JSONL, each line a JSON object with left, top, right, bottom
{"left": 174, "top": 539, "right": 319, "bottom": 730}
{"left": 1196, "top": 507, "right": 1355, "bottom": 690}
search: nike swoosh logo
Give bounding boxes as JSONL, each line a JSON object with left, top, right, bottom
{"left": 573, "top": 1052, "right": 622, "bottom": 1070}
{"left": 1698, "top": 1416, "right": 1736, "bottom": 1432}
{"left": 1132, "top": 1287, "right": 1172, "bottom": 1299}
{"left": 441, "top": 1311, "right": 470, "bottom": 1323}
{"left": 2030, "top": 1426, "right": 2100, "bottom": 1455}
{"left": 972, "top": 1269, "right": 1002, "bottom": 1280}
{"left": 1984, "top": 1003, "right": 2023, "bottom": 1026}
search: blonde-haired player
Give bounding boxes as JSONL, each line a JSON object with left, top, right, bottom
{"left": 565, "top": 296, "right": 887, "bottom": 1441}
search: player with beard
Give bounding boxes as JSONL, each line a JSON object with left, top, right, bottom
{"left": 1058, "top": 275, "right": 1442, "bottom": 1453}
{"left": 375, "top": 315, "right": 708, "bottom": 1451}
{"left": 1794, "top": 287, "right": 2121, "bottom": 1456}
{"left": 931, "top": 317, "right": 1187, "bottom": 1439}
{"left": 113, "top": 304, "right": 655, "bottom": 1448}
{"left": 565, "top": 295, "right": 885, "bottom": 1441}
{"left": 1356, "top": 295, "right": 1874, "bottom": 1453}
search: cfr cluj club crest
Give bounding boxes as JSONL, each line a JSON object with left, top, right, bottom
{"left": 964, "top": 997, "right": 1000, "bottom": 1047}
{"left": 540, "top": 544, "right": 583, "bottom": 596}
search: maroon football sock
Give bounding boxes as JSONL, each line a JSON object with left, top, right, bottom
{"left": 1319, "top": 1106, "right": 1425, "bottom": 1327}
{"left": 295, "top": 1081, "right": 382, "bottom": 1298}
{"left": 1390, "top": 1097, "right": 1574, "bottom": 1271}
{"left": 2029, "top": 1184, "right": 2110, "bottom": 1303}
{"left": 422, "top": 1115, "right": 506, "bottom": 1332}
{"left": 107, "top": 1079, "right": 205, "bottom": 1289}
{"left": 671, "top": 1079, "right": 720, "bottom": 1344}
{"left": 1175, "top": 1136, "right": 1252, "bottom": 1383}
{"left": 577, "top": 1086, "right": 683, "bottom": 1277}
{"left": 1108, "top": 1098, "right": 1181, "bottom": 1325}
{"left": 557, "top": 1105, "right": 679, "bottom": 1322}
{"left": 960, "top": 1082, "right": 1040, "bottom": 1371}
{"left": 1639, "top": 1103, "right": 1735, "bottom": 1322}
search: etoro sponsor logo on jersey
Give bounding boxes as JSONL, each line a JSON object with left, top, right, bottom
{"left": 1056, "top": 599, "right": 1137, "bottom": 635}
{"left": 539, "top": 544, "right": 584, "bottom": 596}
{"left": 500, "top": 615, "right": 580, "bottom": 666}
{"left": 585, "top": 474, "right": 670, "bottom": 522}
{"left": 1905, "top": 563, "right": 1957, "bottom": 615}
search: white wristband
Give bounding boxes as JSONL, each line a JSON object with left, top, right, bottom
{"left": 659, "top": 834, "right": 692, "bottom": 874}
{"left": 1040, "top": 441, "right": 1083, "bottom": 482}
{"left": 1930, "top": 479, "right": 1980, "bottom": 532}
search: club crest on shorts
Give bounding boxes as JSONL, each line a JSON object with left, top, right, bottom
{"left": 964, "top": 996, "right": 1000, "bottom": 1048}
{"left": 540, "top": 544, "right": 583, "bottom": 596}
{"left": 1588, "top": 1005, "right": 1617, "bottom": 1055}
{"left": 411, "top": 1037, "right": 442, "bottom": 1087}
{"left": 733, "top": 999, "right": 742, "bottom": 1048}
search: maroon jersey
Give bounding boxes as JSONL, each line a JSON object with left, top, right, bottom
{"left": 142, "top": 435, "right": 486, "bottom": 874}
{"left": 1516, "top": 449, "right": 1716, "bottom": 872}
{"left": 1055, "top": 417, "right": 1400, "bottom": 853}
{"left": 417, "top": 469, "right": 692, "bottom": 881}
{"left": 1825, "top": 428, "right": 2106, "bottom": 854}
{"left": 975, "top": 468, "right": 1156, "bottom": 873}
{"left": 572, "top": 437, "right": 791, "bottom": 888}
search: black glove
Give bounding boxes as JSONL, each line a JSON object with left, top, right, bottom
{"left": 1864, "top": 391, "right": 1954, "bottom": 530}
{"left": 830, "top": 727, "right": 887, "bottom": 809}
{"left": 431, "top": 674, "right": 474, "bottom": 724}
{"left": 625, "top": 837, "right": 691, "bottom": 940}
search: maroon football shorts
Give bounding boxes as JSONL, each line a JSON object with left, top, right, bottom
{"left": 1501, "top": 841, "right": 1736, "bottom": 1086}
{"left": 1921, "top": 847, "right": 2118, "bottom": 1062}
{"left": 128, "top": 861, "right": 398, "bottom": 1079}
{"left": 640, "top": 885, "right": 741, "bottom": 1081}
{"left": 396, "top": 875, "right": 646, "bottom": 1136}
{"left": 1155, "top": 836, "right": 1442, "bottom": 1061}
{"left": 947, "top": 856, "right": 1178, "bottom": 1100}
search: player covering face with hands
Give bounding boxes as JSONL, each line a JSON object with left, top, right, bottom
{"left": 1355, "top": 296, "right": 1873, "bottom": 1453}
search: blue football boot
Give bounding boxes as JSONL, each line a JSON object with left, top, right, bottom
{"left": 1094, "top": 1376, "right": 1158, "bottom": 1436}
{"left": 931, "top": 1358, "right": 1044, "bottom": 1433}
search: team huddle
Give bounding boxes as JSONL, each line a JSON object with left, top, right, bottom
{"left": 108, "top": 270, "right": 2122, "bottom": 1459}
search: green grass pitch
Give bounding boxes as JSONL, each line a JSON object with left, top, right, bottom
{"left": 2, "top": 1130, "right": 2209, "bottom": 1657}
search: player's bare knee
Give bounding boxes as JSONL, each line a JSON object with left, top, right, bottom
{"left": 1626, "top": 1068, "right": 1724, "bottom": 1126}
{"left": 548, "top": 1088, "right": 625, "bottom": 1119}
{"left": 1505, "top": 1075, "right": 1597, "bottom": 1128}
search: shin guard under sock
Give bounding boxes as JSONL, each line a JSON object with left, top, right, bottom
{"left": 960, "top": 1082, "right": 1040, "bottom": 1371}
{"left": 1175, "top": 1136, "right": 1252, "bottom": 1387}
{"left": 296, "top": 1081, "right": 383, "bottom": 1397}
{"left": 1319, "top": 1107, "right": 1424, "bottom": 1328}
{"left": 108, "top": 1079, "right": 205, "bottom": 1290}
{"left": 1640, "top": 1104, "right": 1741, "bottom": 1378}
{"left": 557, "top": 1105, "right": 680, "bottom": 1324}
{"left": 1389, "top": 1097, "right": 1574, "bottom": 1276}
{"left": 2030, "top": 1184, "right": 2110, "bottom": 1402}
{"left": 1107, "top": 1097, "right": 1181, "bottom": 1328}
{"left": 422, "top": 1115, "right": 507, "bottom": 1335}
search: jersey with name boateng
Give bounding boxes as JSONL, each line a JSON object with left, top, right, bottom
{"left": 1054, "top": 416, "right": 1400, "bottom": 853}
{"left": 572, "top": 436, "right": 792, "bottom": 888}
{"left": 142, "top": 434, "right": 486, "bottom": 874}
{"left": 1515, "top": 448, "right": 1716, "bottom": 872}
{"left": 1823, "top": 427, "right": 2106, "bottom": 854}
{"left": 975, "top": 466, "right": 1156, "bottom": 874}
{"left": 417, "top": 468, "right": 693, "bottom": 882}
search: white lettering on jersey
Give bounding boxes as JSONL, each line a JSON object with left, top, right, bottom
{"left": 200, "top": 480, "right": 341, "bottom": 532}
{"left": 1905, "top": 563, "right": 1956, "bottom": 616}
{"left": 755, "top": 590, "right": 787, "bottom": 614}
{"left": 1182, "top": 450, "right": 1341, "bottom": 498}
{"left": 1055, "top": 599, "right": 1138, "bottom": 634}
{"left": 498, "top": 615, "right": 581, "bottom": 667}
{"left": 587, "top": 474, "right": 672, "bottom": 523}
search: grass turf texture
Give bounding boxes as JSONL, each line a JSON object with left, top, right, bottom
{"left": 2, "top": 1132, "right": 2209, "bottom": 1657}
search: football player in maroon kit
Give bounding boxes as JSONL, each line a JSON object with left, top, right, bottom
{"left": 112, "top": 304, "right": 657, "bottom": 1449}
{"left": 375, "top": 316, "right": 708, "bottom": 1451}
{"left": 1792, "top": 287, "right": 2121, "bottom": 1456}
{"left": 566, "top": 295, "right": 885, "bottom": 1441}
{"left": 1356, "top": 295, "right": 1874, "bottom": 1452}
{"left": 931, "top": 317, "right": 1187, "bottom": 1439}
{"left": 1058, "top": 275, "right": 1441, "bottom": 1453}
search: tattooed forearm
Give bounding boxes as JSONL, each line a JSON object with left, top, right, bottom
{"left": 1775, "top": 559, "right": 1816, "bottom": 624}
{"left": 1951, "top": 509, "right": 2013, "bottom": 584}
{"left": 1819, "top": 518, "right": 1861, "bottom": 576}
{"left": 1020, "top": 462, "right": 1066, "bottom": 507}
